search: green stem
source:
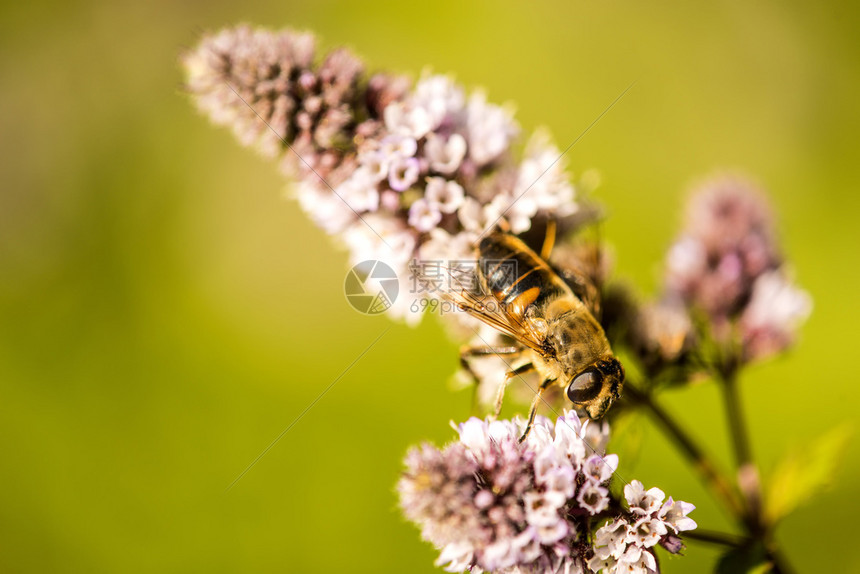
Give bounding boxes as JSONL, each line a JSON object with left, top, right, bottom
{"left": 683, "top": 529, "right": 747, "bottom": 548}
{"left": 624, "top": 385, "right": 746, "bottom": 523}
{"left": 721, "top": 369, "right": 753, "bottom": 470}
{"left": 719, "top": 367, "right": 763, "bottom": 535}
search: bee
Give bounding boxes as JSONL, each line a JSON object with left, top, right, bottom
{"left": 450, "top": 224, "right": 624, "bottom": 440}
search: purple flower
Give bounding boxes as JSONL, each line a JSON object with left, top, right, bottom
{"left": 740, "top": 270, "right": 812, "bottom": 361}
{"left": 398, "top": 413, "right": 696, "bottom": 573}
{"left": 659, "top": 497, "right": 698, "bottom": 533}
{"left": 388, "top": 156, "right": 421, "bottom": 191}
{"left": 665, "top": 176, "right": 780, "bottom": 319}
{"left": 425, "top": 133, "right": 468, "bottom": 174}
{"left": 183, "top": 25, "right": 315, "bottom": 157}
{"left": 577, "top": 481, "right": 610, "bottom": 515}
{"left": 586, "top": 481, "right": 695, "bottom": 573}
{"left": 662, "top": 175, "right": 811, "bottom": 361}
{"left": 185, "top": 29, "right": 587, "bottom": 323}
{"left": 408, "top": 198, "right": 443, "bottom": 232}
{"left": 624, "top": 480, "right": 666, "bottom": 516}
{"left": 424, "top": 177, "right": 465, "bottom": 214}
{"left": 465, "top": 91, "right": 518, "bottom": 166}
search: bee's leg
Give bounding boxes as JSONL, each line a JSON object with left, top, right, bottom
{"left": 540, "top": 218, "right": 557, "bottom": 260}
{"left": 518, "top": 378, "right": 555, "bottom": 443}
{"left": 459, "top": 345, "right": 520, "bottom": 414}
{"left": 494, "top": 362, "right": 535, "bottom": 418}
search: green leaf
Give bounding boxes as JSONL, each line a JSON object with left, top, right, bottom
{"left": 764, "top": 424, "right": 852, "bottom": 525}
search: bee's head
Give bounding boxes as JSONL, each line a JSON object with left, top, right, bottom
{"left": 565, "top": 356, "right": 625, "bottom": 419}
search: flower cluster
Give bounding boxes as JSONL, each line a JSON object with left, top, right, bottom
{"left": 657, "top": 175, "right": 811, "bottom": 362}
{"left": 665, "top": 176, "right": 780, "bottom": 319}
{"left": 184, "top": 25, "right": 582, "bottom": 323}
{"left": 302, "top": 74, "right": 579, "bottom": 323}
{"left": 588, "top": 482, "right": 696, "bottom": 573}
{"left": 398, "top": 412, "right": 695, "bottom": 573}
{"left": 183, "top": 25, "right": 363, "bottom": 180}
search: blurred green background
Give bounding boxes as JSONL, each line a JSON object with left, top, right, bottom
{"left": 1, "top": 1, "right": 858, "bottom": 572}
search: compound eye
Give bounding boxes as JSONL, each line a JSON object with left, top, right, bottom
{"left": 566, "top": 369, "right": 604, "bottom": 404}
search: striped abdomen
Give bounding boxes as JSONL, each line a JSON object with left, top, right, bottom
{"left": 477, "top": 233, "right": 573, "bottom": 320}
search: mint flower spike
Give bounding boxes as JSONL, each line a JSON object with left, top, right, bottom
{"left": 665, "top": 176, "right": 781, "bottom": 321}
{"left": 184, "top": 25, "right": 588, "bottom": 324}
{"left": 398, "top": 412, "right": 696, "bottom": 573}
{"left": 662, "top": 174, "right": 811, "bottom": 362}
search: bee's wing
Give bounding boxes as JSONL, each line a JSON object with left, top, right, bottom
{"left": 553, "top": 242, "right": 604, "bottom": 319}
{"left": 558, "top": 265, "right": 601, "bottom": 318}
{"left": 432, "top": 263, "right": 546, "bottom": 354}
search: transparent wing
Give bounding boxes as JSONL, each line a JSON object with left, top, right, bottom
{"left": 552, "top": 241, "right": 605, "bottom": 319}
{"left": 430, "top": 262, "right": 546, "bottom": 354}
